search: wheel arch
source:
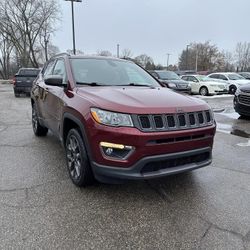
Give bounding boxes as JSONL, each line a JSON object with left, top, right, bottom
{"left": 62, "top": 113, "right": 93, "bottom": 161}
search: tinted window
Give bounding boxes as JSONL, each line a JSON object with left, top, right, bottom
{"left": 209, "top": 74, "right": 219, "bottom": 79}
{"left": 70, "top": 58, "right": 160, "bottom": 87}
{"left": 53, "top": 59, "right": 67, "bottom": 82}
{"left": 181, "top": 76, "right": 188, "bottom": 81}
{"left": 188, "top": 76, "right": 198, "bottom": 82}
{"left": 19, "top": 69, "right": 40, "bottom": 76}
{"left": 43, "top": 60, "right": 55, "bottom": 77}
{"left": 156, "top": 71, "right": 180, "bottom": 80}
{"left": 227, "top": 74, "right": 244, "bottom": 80}
{"left": 219, "top": 75, "right": 228, "bottom": 80}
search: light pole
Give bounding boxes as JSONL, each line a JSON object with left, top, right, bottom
{"left": 117, "top": 44, "right": 120, "bottom": 58}
{"left": 65, "top": 0, "right": 82, "bottom": 55}
{"left": 166, "top": 53, "right": 171, "bottom": 69}
{"left": 186, "top": 44, "right": 190, "bottom": 70}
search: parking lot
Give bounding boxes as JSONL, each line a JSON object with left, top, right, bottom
{"left": 0, "top": 82, "right": 250, "bottom": 249}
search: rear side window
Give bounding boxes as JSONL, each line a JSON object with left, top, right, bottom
{"left": 219, "top": 75, "right": 228, "bottom": 80}
{"left": 209, "top": 74, "right": 219, "bottom": 79}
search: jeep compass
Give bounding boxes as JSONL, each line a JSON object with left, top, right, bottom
{"left": 31, "top": 53, "right": 216, "bottom": 186}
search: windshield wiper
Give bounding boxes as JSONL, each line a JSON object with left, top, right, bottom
{"left": 123, "top": 83, "right": 155, "bottom": 88}
{"left": 76, "top": 82, "right": 105, "bottom": 86}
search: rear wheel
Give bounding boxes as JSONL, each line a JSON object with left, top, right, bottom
{"left": 32, "top": 104, "right": 48, "bottom": 136}
{"left": 199, "top": 86, "right": 209, "bottom": 96}
{"left": 65, "top": 128, "right": 94, "bottom": 187}
{"left": 229, "top": 85, "right": 237, "bottom": 95}
{"left": 14, "top": 90, "right": 20, "bottom": 97}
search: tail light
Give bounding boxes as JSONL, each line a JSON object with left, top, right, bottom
{"left": 12, "top": 77, "right": 16, "bottom": 86}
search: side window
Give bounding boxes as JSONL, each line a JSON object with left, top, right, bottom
{"left": 53, "top": 59, "right": 67, "bottom": 83}
{"left": 182, "top": 76, "right": 188, "bottom": 81}
{"left": 43, "top": 60, "right": 55, "bottom": 77}
{"left": 219, "top": 75, "right": 228, "bottom": 81}
{"left": 188, "top": 76, "right": 196, "bottom": 82}
{"left": 209, "top": 74, "right": 218, "bottom": 79}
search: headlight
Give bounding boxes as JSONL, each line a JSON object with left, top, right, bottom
{"left": 91, "top": 108, "right": 133, "bottom": 127}
{"left": 167, "top": 83, "right": 176, "bottom": 88}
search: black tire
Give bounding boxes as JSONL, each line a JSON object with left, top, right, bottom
{"left": 229, "top": 85, "right": 237, "bottom": 95}
{"left": 14, "top": 90, "right": 20, "bottom": 97}
{"left": 65, "top": 128, "right": 94, "bottom": 187}
{"left": 199, "top": 86, "right": 209, "bottom": 96}
{"left": 32, "top": 104, "right": 48, "bottom": 136}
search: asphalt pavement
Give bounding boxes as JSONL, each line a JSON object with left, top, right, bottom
{"left": 0, "top": 83, "right": 250, "bottom": 250}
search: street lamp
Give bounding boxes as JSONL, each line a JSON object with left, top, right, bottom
{"left": 65, "top": 0, "right": 82, "bottom": 55}
{"left": 186, "top": 44, "right": 190, "bottom": 70}
{"left": 166, "top": 53, "right": 171, "bottom": 69}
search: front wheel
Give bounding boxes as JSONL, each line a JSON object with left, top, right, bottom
{"left": 199, "top": 86, "right": 209, "bottom": 96}
{"left": 65, "top": 128, "right": 94, "bottom": 187}
{"left": 229, "top": 85, "right": 237, "bottom": 95}
{"left": 32, "top": 104, "right": 48, "bottom": 136}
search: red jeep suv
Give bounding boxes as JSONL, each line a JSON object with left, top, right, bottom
{"left": 31, "top": 53, "right": 216, "bottom": 186}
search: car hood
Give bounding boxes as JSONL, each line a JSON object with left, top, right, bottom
{"left": 239, "top": 83, "right": 250, "bottom": 92}
{"left": 76, "top": 86, "right": 209, "bottom": 114}
{"left": 232, "top": 79, "right": 250, "bottom": 85}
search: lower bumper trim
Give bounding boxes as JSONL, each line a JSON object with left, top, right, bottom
{"left": 92, "top": 147, "right": 212, "bottom": 181}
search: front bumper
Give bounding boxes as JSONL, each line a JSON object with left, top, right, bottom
{"left": 234, "top": 97, "right": 250, "bottom": 116}
{"left": 92, "top": 147, "right": 212, "bottom": 182}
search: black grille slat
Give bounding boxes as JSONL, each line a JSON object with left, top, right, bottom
{"left": 205, "top": 111, "right": 211, "bottom": 123}
{"left": 189, "top": 113, "right": 196, "bottom": 126}
{"left": 239, "top": 95, "right": 250, "bottom": 106}
{"left": 178, "top": 114, "right": 186, "bottom": 127}
{"left": 139, "top": 116, "right": 151, "bottom": 129}
{"left": 167, "top": 115, "right": 175, "bottom": 127}
{"left": 198, "top": 112, "right": 204, "bottom": 124}
{"left": 154, "top": 115, "right": 164, "bottom": 128}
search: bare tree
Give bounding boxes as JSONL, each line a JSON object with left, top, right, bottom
{"left": 96, "top": 50, "right": 112, "bottom": 57}
{"left": 134, "top": 54, "right": 154, "bottom": 68}
{"left": 121, "top": 49, "right": 133, "bottom": 59}
{"left": 178, "top": 41, "right": 222, "bottom": 71}
{"left": 235, "top": 42, "right": 250, "bottom": 71}
{"left": 0, "top": 0, "right": 60, "bottom": 68}
{"left": 0, "top": 34, "right": 14, "bottom": 79}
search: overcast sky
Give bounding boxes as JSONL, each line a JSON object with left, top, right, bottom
{"left": 53, "top": 0, "right": 250, "bottom": 66}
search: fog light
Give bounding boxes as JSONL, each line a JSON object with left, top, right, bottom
{"left": 100, "top": 142, "right": 134, "bottom": 159}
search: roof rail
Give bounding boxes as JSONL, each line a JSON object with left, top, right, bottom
{"left": 50, "top": 52, "right": 70, "bottom": 59}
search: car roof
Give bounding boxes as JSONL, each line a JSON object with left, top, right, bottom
{"left": 52, "top": 53, "right": 132, "bottom": 63}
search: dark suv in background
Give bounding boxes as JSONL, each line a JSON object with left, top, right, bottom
{"left": 31, "top": 53, "right": 216, "bottom": 187}
{"left": 149, "top": 70, "right": 191, "bottom": 94}
{"left": 13, "top": 68, "right": 40, "bottom": 97}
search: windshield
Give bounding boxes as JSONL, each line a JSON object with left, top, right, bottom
{"left": 227, "top": 74, "right": 245, "bottom": 80}
{"left": 156, "top": 71, "right": 180, "bottom": 80}
{"left": 195, "top": 75, "right": 213, "bottom": 82}
{"left": 70, "top": 58, "right": 160, "bottom": 87}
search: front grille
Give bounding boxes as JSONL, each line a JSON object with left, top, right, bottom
{"left": 136, "top": 110, "right": 213, "bottom": 132}
{"left": 238, "top": 94, "right": 250, "bottom": 106}
{"left": 141, "top": 152, "right": 210, "bottom": 173}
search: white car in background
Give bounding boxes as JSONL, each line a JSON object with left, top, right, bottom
{"left": 181, "top": 75, "right": 228, "bottom": 96}
{"left": 207, "top": 72, "right": 250, "bottom": 94}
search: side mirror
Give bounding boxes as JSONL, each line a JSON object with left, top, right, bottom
{"left": 44, "top": 75, "right": 65, "bottom": 87}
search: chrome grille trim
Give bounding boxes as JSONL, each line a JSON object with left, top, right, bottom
{"left": 136, "top": 110, "right": 213, "bottom": 132}
{"left": 238, "top": 94, "right": 250, "bottom": 106}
